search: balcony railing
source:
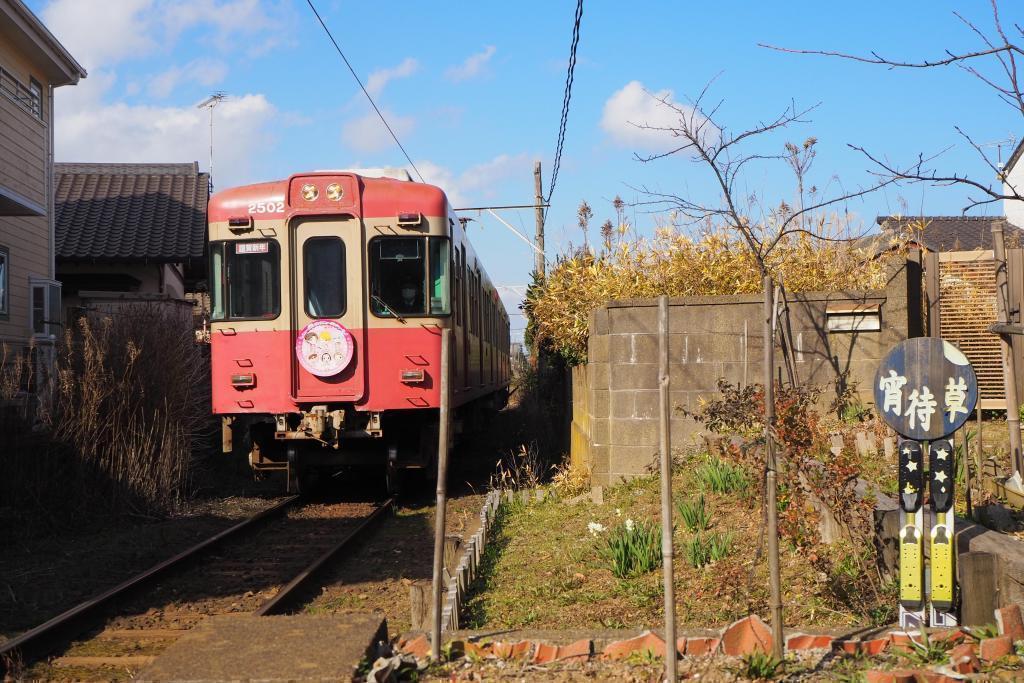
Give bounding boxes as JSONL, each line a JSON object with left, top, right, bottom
{"left": 0, "top": 66, "right": 42, "bottom": 120}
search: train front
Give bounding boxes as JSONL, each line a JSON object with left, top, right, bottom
{"left": 207, "top": 171, "right": 453, "bottom": 492}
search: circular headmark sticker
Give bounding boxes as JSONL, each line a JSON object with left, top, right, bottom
{"left": 873, "top": 338, "right": 978, "bottom": 441}
{"left": 295, "top": 320, "right": 354, "bottom": 377}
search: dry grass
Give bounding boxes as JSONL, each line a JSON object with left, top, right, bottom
{"left": 525, "top": 224, "right": 909, "bottom": 363}
{"left": 0, "top": 305, "right": 214, "bottom": 537}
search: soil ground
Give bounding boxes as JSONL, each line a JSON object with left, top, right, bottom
{"left": 463, "top": 457, "right": 896, "bottom": 632}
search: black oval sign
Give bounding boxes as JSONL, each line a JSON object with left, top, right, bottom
{"left": 874, "top": 338, "right": 978, "bottom": 441}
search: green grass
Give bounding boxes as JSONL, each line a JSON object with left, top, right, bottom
{"left": 740, "top": 652, "right": 783, "bottom": 680}
{"left": 683, "top": 531, "right": 735, "bottom": 568}
{"left": 601, "top": 519, "right": 662, "bottom": 579}
{"left": 677, "top": 494, "right": 712, "bottom": 532}
{"left": 695, "top": 456, "right": 750, "bottom": 494}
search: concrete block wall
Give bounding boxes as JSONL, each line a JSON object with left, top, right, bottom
{"left": 574, "top": 262, "right": 918, "bottom": 485}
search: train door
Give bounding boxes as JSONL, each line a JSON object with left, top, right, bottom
{"left": 291, "top": 217, "right": 367, "bottom": 400}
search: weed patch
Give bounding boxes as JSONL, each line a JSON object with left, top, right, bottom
{"left": 600, "top": 518, "right": 661, "bottom": 578}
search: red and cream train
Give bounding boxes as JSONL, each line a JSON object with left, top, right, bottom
{"left": 208, "top": 169, "right": 510, "bottom": 492}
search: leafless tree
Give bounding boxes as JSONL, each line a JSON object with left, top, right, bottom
{"left": 762, "top": 0, "right": 1024, "bottom": 213}
{"left": 631, "top": 82, "right": 903, "bottom": 275}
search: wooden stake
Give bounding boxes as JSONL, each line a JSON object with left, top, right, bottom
{"left": 657, "top": 296, "right": 677, "bottom": 681}
{"left": 430, "top": 329, "right": 452, "bottom": 659}
{"left": 993, "top": 221, "right": 1023, "bottom": 477}
{"left": 763, "top": 277, "right": 784, "bottom": 657}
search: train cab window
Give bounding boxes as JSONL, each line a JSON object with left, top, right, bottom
{"left": 209, "top": 240, "right": 281, "bottom": 321}
{"left": 304, "top": 237, "right": 346, "bottom": 317}
{"left": 369, "top": 236, "right": 451, "bottom": 318}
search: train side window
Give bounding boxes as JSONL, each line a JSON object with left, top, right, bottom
{"left": 304, "top": 237, "right": 346, "bottom": 318}
{"left": 428, "top": 238, "right": 450, "bottom": 315}
{"left": 210, "top": 243, "right": 225, "bottom": 320}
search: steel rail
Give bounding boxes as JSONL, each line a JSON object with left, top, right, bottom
{"left": 0, "top": 495, "right": 301, "bottom": 669}
{"left": 253, "top": 497, "right": 395, "bottom": 616}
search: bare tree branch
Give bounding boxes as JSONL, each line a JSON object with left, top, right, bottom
{"left": 764, "top": 0, "right": 1024, "bottom": 212}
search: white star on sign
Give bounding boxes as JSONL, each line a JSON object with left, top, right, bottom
{"left": 902, "top": 447, "right": 912, "bottom": 455}
{"left": 906, "top": 460, "right": 918, "bottom": 472}
{"left": 934, "top": 471, "right": 948, "bottom": 483}
{"left": 934, "top": 447, "right": 949, "bottom": 460}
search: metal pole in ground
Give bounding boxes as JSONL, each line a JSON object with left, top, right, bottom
{"left": 763, "top": 276, "right": 784, "bottom": 657}
{"left": 992, "top": 220, "right": 1023, "bottom": 478}
{"left": 657, "top": 295, "right": 677, "bottom": 681}
{"left": 430, "top": 328, "right": 452, "bottom": 659}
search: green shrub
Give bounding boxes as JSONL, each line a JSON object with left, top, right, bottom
{"left": 696, "top": 457, "right": 750, "bottom": 494}
{"left": 601, "top": 519, "right": 661, "bottom": 578}
{"left": 677, "top": 494, "right": 712, "bottom": 532}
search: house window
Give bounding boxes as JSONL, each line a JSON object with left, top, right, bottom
{"left": 0, "top": 246, "right": 8, "bottom": 318}
{"left": 29, "top": 77, "right": 42, "bottom": 119}
{"left": 0, "top": 67, "right": 43, "bottom": 120}
{"left": 29, "top": 278, "right": 61, "bottom": 338}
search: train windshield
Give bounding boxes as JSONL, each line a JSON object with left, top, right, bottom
{"left": 369, "top": 237, "right": 450, "bottom": 317}
{"left": 209, "top": 240, "right": 281, "bottom": 321}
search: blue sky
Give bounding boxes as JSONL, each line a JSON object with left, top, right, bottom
{"left": 30, "top": 0, "right": 1024, "bottom": 341}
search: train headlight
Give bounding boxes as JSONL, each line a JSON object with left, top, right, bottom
{"left": 326, "top": 183, "right": 344, "bottom": 201}
{"left": 400, "top": 369, "right": 426, "bottom": 384}
{"left": 301, "top": 183, "right": 319, "bottom": 201}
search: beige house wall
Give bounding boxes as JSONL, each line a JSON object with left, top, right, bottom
{"left": 0, "top": 30, "right": 52, "bottom": 347}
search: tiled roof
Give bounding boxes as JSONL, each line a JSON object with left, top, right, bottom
{"left": 876, "top": 215, "right": 1023, "bottom": 252}
{"left": 55, "top": 162, "right": 209, "bottom": 263}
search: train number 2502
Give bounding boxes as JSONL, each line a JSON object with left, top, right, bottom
{"left": 248, "top": 200, "right": 285, "bottom": 214}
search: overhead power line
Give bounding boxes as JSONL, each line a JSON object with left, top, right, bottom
{"left": 545, "top": 0, "right": 584, "bottom": 207}
{"left": 305, "top": 0, "right": 424, "bottom": 182}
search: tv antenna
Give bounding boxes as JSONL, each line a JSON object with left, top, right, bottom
{"left": 197, "top": 92, "right": 227, "bottom": 190}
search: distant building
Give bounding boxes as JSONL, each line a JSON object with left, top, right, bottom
{"left": 1003, "top": 139, "right": 1024, "bottom": 229}
{"left": 0, "top": 0, "right": 84, "bottom": 371}
{"left": 54, "top": 162, "right": 209, "bottom": 327}
{"left": 876, "top": 215, "right": 1022, "bottom": 252}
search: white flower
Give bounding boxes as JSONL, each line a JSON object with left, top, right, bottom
{"left": 587, "top": 522, "right": 607, "bottom": 537}
{"left": 615, "top": 508, "right": 622, "bottom": 517}
{"left": 625, "top": 518, "right": 635, "bottom": 532}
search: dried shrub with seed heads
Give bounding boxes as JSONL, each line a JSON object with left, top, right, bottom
{"left": 0, "top": 304, "right": 213, "bottom": 537}
{"left": 525, "top": 222, "right": 908, "bottom": 364}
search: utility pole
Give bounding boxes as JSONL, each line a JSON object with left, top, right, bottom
{"left": 534, "top": 162, "right": 545, "bottom": 278}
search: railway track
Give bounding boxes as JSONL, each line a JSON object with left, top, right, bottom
{"left": 0, "top": 495, "right": 395, "bottom": 679}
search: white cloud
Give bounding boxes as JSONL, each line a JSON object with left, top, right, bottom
{"left": 341, "top": 109, "right": 416, "bottom": 154}
{"left": 445, "top": 46, "right": 496, "bottom": 82}
{"left": 148, "top": 59, "right": 228, "bottom": 99}
{"left": 417, "top": 153, "right": 531, "bottom": 208}
{"left": 42, "top": 0, "right": 156, "bottom": 69}
{"left": 600, "top": 80, "right": 718, "bottom": 152}
{"left": 54, "top": 93, "right": 278, "bottom": 188}
{"left": 365, "top": 58, "right": 419, "bottom": 99}
{"left": 42, "top": 0, "right": 287, "bottom": 71}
